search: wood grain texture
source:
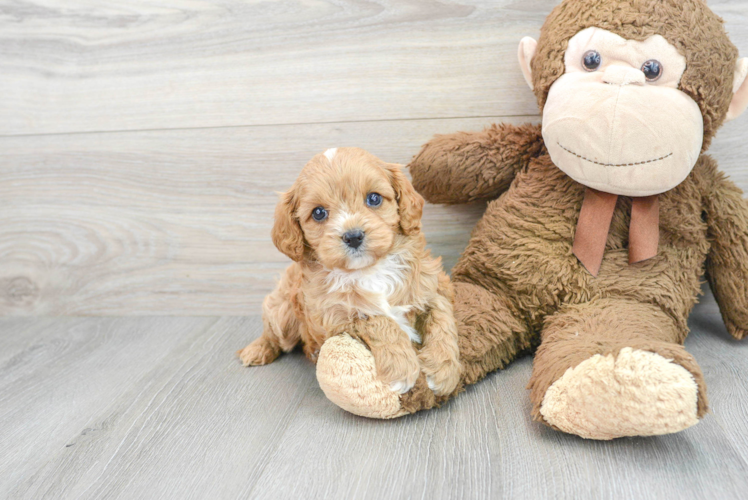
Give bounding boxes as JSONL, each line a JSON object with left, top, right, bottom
{"left": 1, "top": 114, "right": 746, "bottom": 316}
{"left": 3, "top": 295, "right": 748, "bottom": 500}
{"left": 0, "top": 116, "right": 507, "bottom": 316}
{"left": 0, "top": 0, "right": 542, "bottom": 136}
{"left": 2, "top": 316, "right": 318, "bottom": 500}
{"left": 0, "top": 316, "right": 218, "bottom": 498}
{"left": 1, "top": 0, "right": 747, "bottom": 316}
{"left": 0, "top": 0, "right": 745, "bottom": 135}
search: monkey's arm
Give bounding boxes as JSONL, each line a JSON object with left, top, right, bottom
{"left": 705, "top": 170, "right": 748, "bottom": 340}
{"left": 408, "top": 123, "right": 545, "bottom": 204}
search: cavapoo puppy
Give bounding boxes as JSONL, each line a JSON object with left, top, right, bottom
{"left": 238, "top": 147, "right": 461, "bottom": 396}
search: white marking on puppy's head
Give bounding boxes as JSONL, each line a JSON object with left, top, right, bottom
{"left": 324, "top": 148, "right": 338, "bottom": 161}
{"left": 330, "top": 209, "right": 353, "bottom": 235}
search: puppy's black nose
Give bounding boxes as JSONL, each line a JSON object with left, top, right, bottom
{"left": 342, "top": 230, "right": 365, "bottom": 249}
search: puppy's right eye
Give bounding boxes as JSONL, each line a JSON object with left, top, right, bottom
{"left": 311, "top": 206, "right": 328, "bottom": 222}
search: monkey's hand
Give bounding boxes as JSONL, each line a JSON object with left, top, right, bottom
{"left": 705, "top": 171, "right": 748, "bottom": 340}
{"left": 408, "top": 123, "right": 545, "bottom": 205}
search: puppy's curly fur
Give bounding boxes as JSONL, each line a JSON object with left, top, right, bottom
{"left": 238, "top": 147, "right": 461, "bottom": 396}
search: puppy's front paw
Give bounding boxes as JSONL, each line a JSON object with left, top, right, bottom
{"left": 237, "top": 337, "right": 281, "bottom": 366}
{"left": 388, "top": 372, "right": 419, "bottom": 394}
{"left": 389, "top": 377, "right": 417, "bottom": 394}
{"left": 426, "top": 368, "right": 460, "bottom": 396}
{"left": 372, "top": 347, "right": 421, "bottom": 394}
{"left": 420, "top": 354, "right": 461, "bottom": 396}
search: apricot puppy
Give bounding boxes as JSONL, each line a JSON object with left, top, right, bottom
{"left": 238, "top": 147, "right": 461, "bottom": 397}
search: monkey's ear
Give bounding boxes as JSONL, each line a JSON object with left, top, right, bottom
{"left": 385, "top": 163, "right": 425, "bottom": 236}
{"left": 726, "top": 57, "right": 748, "bottom": 121}
{"left": 518, "top": 37, "right": 538, "bottom": 90}
{"left": 271, "top": 188, "right": 305, "bottom": 261}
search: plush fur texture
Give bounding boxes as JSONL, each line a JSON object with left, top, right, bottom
{"left": 317, "top": 333, "right": 408, "bottom": 419}
{"left": 540, "top": 348, "right": 699, "bottom": 440}
{"left": 407, "top": 0, "right": 747, "bottom": 437}
{"left": 316, "top": 0, "right": 748, "bottom": 438}
{"left": 238, "top": 148, "right": 461, "bottom": 400}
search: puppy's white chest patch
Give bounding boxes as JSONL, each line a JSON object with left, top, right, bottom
{"left": 325, "top": 254, "right": 420, "bottom": 343}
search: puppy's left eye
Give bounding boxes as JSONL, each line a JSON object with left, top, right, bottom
{"left": 366, "top": 192, "right": 382, "bottom": 207}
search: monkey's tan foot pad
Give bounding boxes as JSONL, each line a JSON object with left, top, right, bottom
{"left": 316, "top": 333, "right": 408, "bottom": 419}
{"left": 540, "top": 347, "right": 699, "bottom": 440}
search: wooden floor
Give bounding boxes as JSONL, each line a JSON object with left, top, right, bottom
{"left": 2, "top": 290, "right": 748, "bottom": 499}
{"left": 3, "top": 1, "right": 748, "bottom": 499}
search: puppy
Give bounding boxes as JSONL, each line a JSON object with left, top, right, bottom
{"left": 238, "top": 147, "right": 461, "bottom": 395}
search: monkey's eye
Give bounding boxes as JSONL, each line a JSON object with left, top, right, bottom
{"left": 582, "top": 50, "right": 602, "bottom": 71}
{"left": 311, "top": 206, "right": 328, "bottom": 222}
{"left": 641, "top": 60, "right": 662, "bottom": 82}
{"left": 366, "top": 192, "right": 383, "bottom": 208}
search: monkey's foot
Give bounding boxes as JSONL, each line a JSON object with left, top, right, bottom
{"left": 316, "top": 334, "right": 408, "bottom": 419}
{"left": 540, "top": 347, "right": 699, "bottom": 440}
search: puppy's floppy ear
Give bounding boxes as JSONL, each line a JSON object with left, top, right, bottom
{"left": 271, "top": 186, "right": 305, "bottom": 261}
{"left": 385, "top": 163, "right": 425, "bottom": 236}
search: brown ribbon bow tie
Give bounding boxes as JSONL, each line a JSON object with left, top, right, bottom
{"left": 573, "top": 188, "right": 660, "bottom": 277}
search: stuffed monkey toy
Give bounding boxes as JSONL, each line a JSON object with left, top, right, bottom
{"left": 315, "top": 0, "right": 748, "bottom": 439}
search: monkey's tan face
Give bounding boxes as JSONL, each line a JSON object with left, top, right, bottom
{"left": 541, "top": 28, "right": 704, "bottom": 197}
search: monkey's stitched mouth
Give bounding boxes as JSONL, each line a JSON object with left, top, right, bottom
{"left": 557, "top": 143, "right": 673, "bottom": 168}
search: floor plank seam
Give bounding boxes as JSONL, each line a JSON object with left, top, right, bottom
{"left": 0, "top": 114, "right": 541, "bottom": 140}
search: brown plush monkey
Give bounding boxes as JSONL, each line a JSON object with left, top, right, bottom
{"left": 314, "top": 0, "right": 748, "bottom": 439}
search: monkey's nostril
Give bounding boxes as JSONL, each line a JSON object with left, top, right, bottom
{"left": 342, "top": 230, "right": 365, "bottom": 249}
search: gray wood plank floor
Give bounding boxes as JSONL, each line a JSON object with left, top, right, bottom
{"left": 2, "top": 289, "right": 748, "bottom": 500}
